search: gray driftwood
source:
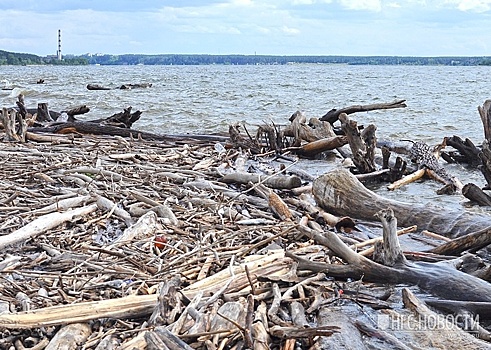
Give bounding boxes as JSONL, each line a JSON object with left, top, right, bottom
{"left": 313, "top": 168, "right": 490, "bottom": 238}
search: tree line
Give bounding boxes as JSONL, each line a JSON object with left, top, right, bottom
{"left": 2, "top": 49, "right": 491, "bottom": 66}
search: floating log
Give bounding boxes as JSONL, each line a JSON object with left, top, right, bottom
{"left": 87, "top": 84, "right": 111, "bottom": 90}
{"left": 462, "top": 183, "right": 491, "bottom": 206}
{"left": 120, "top": 83, "right": 152, "bottom": 89}
{"left": 313, "top": 168, "right": 490, "bottom": 237}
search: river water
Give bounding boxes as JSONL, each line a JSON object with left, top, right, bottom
{"left": 1, "top": 64, "right": 490, "bottom": 212}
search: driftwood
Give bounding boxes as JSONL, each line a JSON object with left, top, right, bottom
{"left": 339, "top": 113, "right": 377, "bottom": 173}
{"left": 86, "top": 106, "right": 142, "bottom": 128}
{"left": 286, "top": 136, "right": 348, "bottom": 158}
{"left": 463, "top": 182, "right": 491, "bottom": 206}
{"left": 28, "top": 121, "right": 228, "bottom": 143}
{"left": 427, "top": 226, "right": 491, "bottom": 256}
{"left": 219, "top": 172, "right": 302, "bottom": 190}
{"left": 479, "top": 99, "right": 491, "bottom": 141}
{"left": 313, "top": 168, "right": 489, "bottom": 237}
{"left": 87, "top": 84, "right": 111, "bottom": 90}
{"left": 441, "top": 135, "right": 481, "bottom": 167}
{"left": 294, "top": 220, "right": 491, "bottom": 302}
{"left": 320, "top": 99, "right": 407, "bottom": 124}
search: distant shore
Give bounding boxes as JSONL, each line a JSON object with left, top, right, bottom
{"left": 2, "top": 49, "right": 491, "bottom": 66}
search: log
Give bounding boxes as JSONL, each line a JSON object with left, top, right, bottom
{"left": 313, "top": 168, "right": 490, "bottom": 238}
{"left": 295, "top": 224, "right": 491, "bottom": 302}
{"left": 87, "top": 84, "right": 111, "bottom": 90}
{"left": 0, "top": 204, "right": 98, "bottom": 249}
{"left": 45, "top": 323, "right": 92, "bottom": 350}
{"left": 287, "top": 136, "right": 348, "bottom": 158}
{"left": 373, "top": 208, "right": 406, "bottom": 266}
{"left": 462, "top": 183, "right": 491, "bottom": 206}
{"left": 219, "top": 172, "right": 302, "bottom": 190}
{"left": 479, "top": 140, "right": 491, "bottom": 190}
{"left": 478, "top": 99, "right": 491, "bottom": 141}
{"left": 426, "top": 227, "right": 491, "bottom": 256}
{"left": 339, "top": 113, "right": 376, "bottom": 173}
{"left": 0, "top": 294, "right": 157, "bottom": 329}
{"left": 319, "top": 100, "right": 407, "bottom": 124}
{"left": 442, "top": 135, "right": 481, "bottom": 167}
{"left": 28, "top": 121, "right": 229, "bottom": 143}
{"left": 401, "top": 288, "right": 490, "bottom": 348}
{"left": 0, "top": 107, "right": 26, "bottom": 142}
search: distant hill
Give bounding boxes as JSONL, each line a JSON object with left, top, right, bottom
{"left": 0, "top": 50, "right": 87, "bottom": 65}
{"left": 1, "top": 49, "right": 491, "bottom": 66}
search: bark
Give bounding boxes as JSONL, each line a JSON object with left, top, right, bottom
{"left": 313, "top": 168, "right": 489, "bottom": 238}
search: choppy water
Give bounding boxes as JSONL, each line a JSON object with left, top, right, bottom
{"left": 1, "top": 64, "right": 491, "bottom": 211}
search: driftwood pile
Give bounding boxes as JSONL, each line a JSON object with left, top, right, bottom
{"left": 0, "top": 98, "right": 491, "bottom": 349}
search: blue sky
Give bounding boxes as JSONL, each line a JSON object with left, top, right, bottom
{"left": 1, "top": 0, "right": 490, "bottom": 56}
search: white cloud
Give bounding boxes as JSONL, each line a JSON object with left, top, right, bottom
{"left": 447, "top": 0, "right": 491, "bottom": 12}
{"left": 339, "top": 0, "right": 382, "bottom": 11}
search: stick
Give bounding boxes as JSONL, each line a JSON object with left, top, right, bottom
{"left": 0, "top": 204, "right": 98, "bottom": 249}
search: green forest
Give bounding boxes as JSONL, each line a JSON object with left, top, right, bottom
{"left": 1, "top": 49, "right": 491, "bottom": 66}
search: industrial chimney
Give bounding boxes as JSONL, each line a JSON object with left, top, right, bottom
{"left": 56, "top": 30, "right": 62, "bottom": 60}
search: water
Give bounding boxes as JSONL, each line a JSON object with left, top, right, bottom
{"left": 1, "top": 64, "right": 490, "bottom": 211}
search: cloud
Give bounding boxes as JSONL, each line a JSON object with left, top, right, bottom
{"left": 0, "top": 0, "right": 491, "bottom": 56}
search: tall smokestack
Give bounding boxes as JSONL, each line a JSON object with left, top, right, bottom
{"left": 57, "top": 30, "right": 62, "bottom": 60}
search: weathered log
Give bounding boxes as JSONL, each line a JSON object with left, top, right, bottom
{"left": 28, "top": 121, "right": 229, "bottom": 143}
{"left": 402, "top": 288, "right": 490, "bottom": 348}
{"left": 295, "top": 224, "right": 491, "bottom": 302}
{"left": 87, "top": 106, "right": 141, "bottom": 128}
{"left": 120, "top": 83, "right": 152, "bottom": 89}
{"left": 0, "top": 107, "right": 26, "bottom": 142}
{"left": 36, "top": 102, "right": 53, "bottom": 123}
{"left": 373, "top": 208, "right": 406, "bottom": 266}
{"left": 442, "top": 135, "right": 481, "bottom": 167}
{"left": 479, "top": 140, "right": 491, "bottom": 190}
{"left": 45, "top": 323, "right": 92, "bottom": 350}
{"left": 287, "top": 136, "right": 348, "bottom": 158}
{"left": 313, "top": 168, "right": 490, "bottom": 237}
{"left": 478, "top": 99, "right": 491, "bottom": 142}
{"left": 339, "top": 113, "right": 376, "bottom": 173}
{"left": 284, "top": 112, "right": 336, "bottom": 143}
{"left": 319, "top": 100, "right": 407, "bottom": 124}
{"left": 0, "top": 203, "right": 98, "bottom": 250}
{"left": 64, "top": 105, "right": 90, "bottom": 117}
{"left": 87, "top": 83, "right": 111, "bottom": 90}
{"left": 427, "top": 227, "right": 491, "bottom": 256}
{"left": 463, "top": 183, "right": 491, "bottom": 206}
{"left": 219, "top": 172, "right": 302, "bottom": 190}
{"left": 0, "top": 294, "right": 157, "bottom": 329}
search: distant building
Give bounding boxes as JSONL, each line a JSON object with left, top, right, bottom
{"left": 56, "top": 29, "right": 62, "bottom": 60}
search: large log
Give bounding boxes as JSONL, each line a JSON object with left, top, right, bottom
{"left": 312, "top": 168, "right": 491, "bottom": 237}
{"left": 295, "top": 224, "right": 491, "bottom": 302}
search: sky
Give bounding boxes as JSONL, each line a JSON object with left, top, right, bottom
{"left": 1, "top": 0, "right": 491, "bottom": 57}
